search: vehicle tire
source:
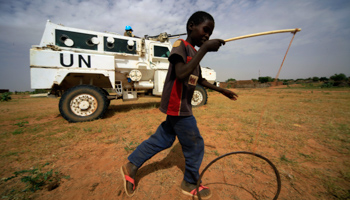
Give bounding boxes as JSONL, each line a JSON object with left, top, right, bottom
{"left": 191, "top": 85, "right": 208, "bottom": 107}
{"left": 59, "top": 85, "right": 108, "bottom": 123}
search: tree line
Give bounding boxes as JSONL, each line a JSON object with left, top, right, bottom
{"left": 226, "top": 73, "right": 349, "bottom": 87}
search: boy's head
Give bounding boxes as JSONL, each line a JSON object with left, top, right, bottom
{"left": 186, "top": 11, "right": 214, "bottom": 34}
{"left": 186, "top": 11, "right": 215, "bottom": 47}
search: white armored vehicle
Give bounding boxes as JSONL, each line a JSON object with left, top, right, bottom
{"left": 30, "top": 21, "right": 217, "bottom": 122}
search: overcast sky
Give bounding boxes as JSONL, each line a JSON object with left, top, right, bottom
{"left": 0, "top": 0, "right": 349, "bottom": 92}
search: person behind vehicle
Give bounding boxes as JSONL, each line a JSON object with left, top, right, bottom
{"left": 120, "top": 11, "right": 238, "bottom": 199}
{"left": 124, "top": 25, "right": 135, "bottom": 37}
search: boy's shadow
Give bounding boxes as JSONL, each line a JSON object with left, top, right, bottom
{"left": 135, "top": 142, "right": 185, "bottom": 183}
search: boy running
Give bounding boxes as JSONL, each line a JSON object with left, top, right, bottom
{"left": 121, "top": 11, "right": 238, "bottom": 199}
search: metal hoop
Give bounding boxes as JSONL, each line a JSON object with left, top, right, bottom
{"left": 196, "top": 151, "right": 281, "bottom": 200}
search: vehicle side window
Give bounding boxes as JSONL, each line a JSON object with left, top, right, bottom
{"left": 104, "top": 37, "right": 137, "bottom": 54}
{"left": 154, "top": 46, "right": 170, "bottom": 58}
{"left": 56, "top": 30, "right": 97, "bottom": 50}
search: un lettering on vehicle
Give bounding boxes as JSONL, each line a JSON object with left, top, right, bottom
{"left": 30, "top": 49, "right": 115, "bottom": 70}
{"left": 60, "top": 53, "right": 91, "bottom": 68}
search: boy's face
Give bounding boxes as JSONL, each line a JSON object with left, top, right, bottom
{"left": 189, "top": 19, "right": 214, "bottom": 47}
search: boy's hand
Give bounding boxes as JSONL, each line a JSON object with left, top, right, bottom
{"left": 202, "top": 39, "right": 225, "bottom": 52}
{"left": 221, "top": 89, "right": 238, "bottom": 100}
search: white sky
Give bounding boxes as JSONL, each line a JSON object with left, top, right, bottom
{"left": 0, "top": 0, "right": 349, "bottom": 91}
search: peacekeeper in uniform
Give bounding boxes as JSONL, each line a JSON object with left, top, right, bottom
{"left": 124, "top": 25, "right": 135, "bottom": 37}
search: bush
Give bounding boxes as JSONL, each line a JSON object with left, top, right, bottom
{"left": 312, "top": 77, "right": 319, "bottom": 82}
{"left": 258, "top": 76, "right": 273, "bottom": 83}
{"left": 330, "top": 73, "right": 347, "bottom": 82}
{"left": 0, "top": 92, "right": 12, "bottom": 102}
{"left": 30, "top": 89, "right": 49, "bottom": 94}
{"left": 320, "top": 77, "right": 328, "bottom": 82}
{"left": 333, "top": 81, "right": 349, "bottom": 87}
{"left": 321, "top": 82, "right": 334, "bottom": 88}
{"left": 225, "top": 78, "right": 236, "bottom": 82}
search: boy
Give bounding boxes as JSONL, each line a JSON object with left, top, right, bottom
{"left": 121, "top": 11, "right": 238, "bottom": 199}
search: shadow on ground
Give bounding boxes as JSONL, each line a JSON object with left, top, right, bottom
{"left": 135, "top": 142, "right": 186, "bottom": 185}
{"left": 104, "top": 101, "right": 161, "bottom": 118}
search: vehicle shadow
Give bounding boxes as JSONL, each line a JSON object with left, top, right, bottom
{"left": 104, "top": 101, "right": 161, "bottom": 118}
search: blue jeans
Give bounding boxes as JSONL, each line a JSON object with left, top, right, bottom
{"left": 128, "top": 115, "right": 204, "bottom": 184}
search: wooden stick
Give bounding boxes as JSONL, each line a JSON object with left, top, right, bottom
{"left": 224, "top": 28, "right": 301, "bottom": 42}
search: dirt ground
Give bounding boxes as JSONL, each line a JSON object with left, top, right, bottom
{"left": 1, "top": 88, "right": 349, "bottom": 199}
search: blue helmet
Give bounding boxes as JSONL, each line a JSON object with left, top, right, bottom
{"left": 125, "top": 25, "right": 133, "bottom": 31}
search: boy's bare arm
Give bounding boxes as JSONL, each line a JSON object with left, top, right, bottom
{"left": 175, "top": 39, "right": 225, "bottom": 80}
{"left": 199, "top": 79, "right": 238, "bottom": 101}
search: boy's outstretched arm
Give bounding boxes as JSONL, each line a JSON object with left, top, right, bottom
{"left": 199, "top": 79, "right": 238, "bottom": 101}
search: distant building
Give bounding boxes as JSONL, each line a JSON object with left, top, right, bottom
{"left": 0, "top": 89, "right": 9, "bottom": 93}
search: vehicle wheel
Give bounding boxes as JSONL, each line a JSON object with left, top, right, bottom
{"left": 59, "top": 85, "right": 108, "bottom": 123}
{"left": 191, "top": 85, "right": 208, "bottom": 107}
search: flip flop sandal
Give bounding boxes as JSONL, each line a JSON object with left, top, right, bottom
{"left": 182, "top": 185, "right": 212, "bottom": 199}
{"left": 120, "top": 166, "right": 136, "bottom": 197}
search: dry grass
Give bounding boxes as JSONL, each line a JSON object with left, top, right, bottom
{"left": 0, "top": 86, "right": 349, "bottom": 199}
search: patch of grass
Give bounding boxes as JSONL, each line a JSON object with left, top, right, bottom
{"left": 12, "top": 128, "right": 24, "bottom": 135}
{"left": 27, "top": 125, "right": 42, "bottom": 134}
{"left": 83, "top": 127, "right": 92, "bottom": 132}
{"left": 14, "top": 121, "right": 29, "bottom": 127}
{"left": 338, "top": 123, "right": 350, "bottom": 134}
{"left": 323, "top": 177, "right": 350, "bottom": 199}
{"left": 46, "top": 131, "right": 58, "bottom": 136}
{"left": 3, "top": 151, "right": 19, "bottom": 157}
{"left": 15, "top": 116, "right": 29, "bottom": 120}
{"left": 63, "top": 132, "right": 75, "bottom": 139}
{"left": 146, "top": 130, "right": 153, "bottom": 135}
{"left": 4, "top": 163, "right": 69, "bottom": 193}
{"left": 298, "top": 153, "right": 312, "bottom": 159}
{"left": 261, "top": 133, "right": 269, "bottom": 138}
{"left": 101, "top": 138, "right": 119, "bottom": 144}
{"left": 340, "top": 168, "right": 350, "bottom": 182}
{"left": 316, "top": 122, "right": 350, "bottom": 153}
{"left": 217, "top": 123, "right": 229, "bottom": 132}
{"left": 213, "top": 150, "right": 220, "bottom": 156}
{"left": 123, "top": 138, "right": 139, "bottom": 153}
{"left": 280, "top": 154, "right": 294, "bottom": 163}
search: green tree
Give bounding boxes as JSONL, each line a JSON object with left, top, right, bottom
{"left": 225, "top": 78, "right": 236, "bottom": 82}
{"left": 320, "top": 77, "right": 328, "bottom": 82}
{"left": 258, "top": 76, "right": 273, "bottom": 83}
{"left": 312, "top": 77, "right": 319, "bottom": 82}
{"left": 330, "top": 73, "right": 347, "bottom": 81}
